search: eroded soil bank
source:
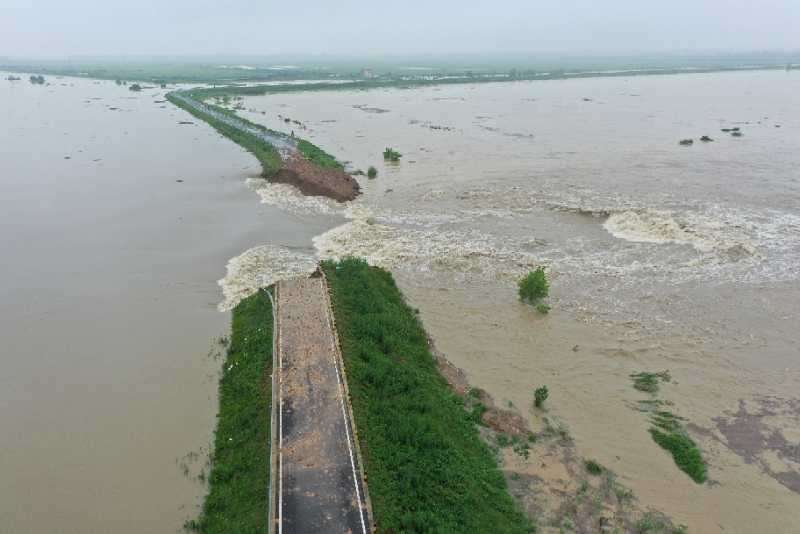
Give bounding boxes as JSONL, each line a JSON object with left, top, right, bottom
{"left": 272, "top": 153, "right": 360, "bottom": 202}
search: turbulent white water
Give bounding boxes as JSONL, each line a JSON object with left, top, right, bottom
{"left": 204, "top": 70, "right": 800, "bottom": 534}
{"left": 603, "top": 208, "right": 755, "bottom": 254}
{"left": 217, "top": 244, "right": 317, "bottom": 311}
{"left": 245, "top": 178, "right": 344, "bottom": 216}
{"left": 214, "top": 70, "right": 800, "bottom": 344}
{"left": 225, "top": 172, "right": 800, "bottom": 315}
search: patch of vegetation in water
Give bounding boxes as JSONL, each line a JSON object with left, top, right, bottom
{"left": 584, "top": 459, "right": 604, "bottom": 475}
{"left": 322, "top": 258, "right": 533, "bottom": 533}
{"left": 630, "top": 371, "right": 671, "bottom": 394}
{"left": 518, "top": 267, "right": 549, "bottom": 310}
{"left": 534, "top": 385, "right": 549, "bottom": 409}
{"left": 648, "top": 411, "right": 707, "bottom": 484}
{"left": 636, "top": 511, "right": 689, "bottom": 534}
{"left": 382, "top": 147, "right": 402, "bottom": 161}
{"left": 631, "top": 376, "right": 706, "bottom": 484}
{"left": 184, "top": 289, "right": 274, "bottom": 533}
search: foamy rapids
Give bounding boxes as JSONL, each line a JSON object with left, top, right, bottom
{"left": 218, "top": 179, "right": 800, "bottom": 311}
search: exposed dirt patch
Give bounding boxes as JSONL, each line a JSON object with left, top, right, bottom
{"left": 271, "top": 153, "right": 361, "bottom": 202}
{"left": 431, "top": 341, "right": 527, "bottom": 435}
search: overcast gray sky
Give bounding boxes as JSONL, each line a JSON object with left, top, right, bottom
{"left": 2, "top": 0, "right": 799, "bottom": 58}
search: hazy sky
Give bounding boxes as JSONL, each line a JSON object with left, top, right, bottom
{"left": 2, "top": 0, "right": 799, "bottom": 58}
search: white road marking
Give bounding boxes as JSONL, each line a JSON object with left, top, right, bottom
{"left": 276, "top": 278, "right": 368, "bottom": 534}
{"left": 278, "top": 283, "right": 284, "bottom": 534}
{"left": 321, "top": 278, "right": 369, "bottom": 534}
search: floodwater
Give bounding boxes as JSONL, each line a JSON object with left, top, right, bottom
{"left": 3, "top": 70, "right": 798, "bottom": 533}
{"left": 0, "top": 75, "right": 336, "bottom": 532}
{"left": 233, "top": 70, "right": 800, "bottom": 532}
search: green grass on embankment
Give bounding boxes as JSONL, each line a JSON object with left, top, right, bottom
{"left": 166, "top": 94, "right": 283, "bottom": 178}
{"left": 185, "top": 289, "right": 273, "bottom": 534}
{"left": 296, "top": 138, "right": 344, "bottom": 170}
{"left": 168, "top": 92, "right": 344, "bottom": 174}
{"left": 323, "top": 258, "right": 534, "bottom": 533}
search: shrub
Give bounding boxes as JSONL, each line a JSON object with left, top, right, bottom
{"left": 584, "top": 459, "right": 603, "bottom": 475}
{"left": 129, "top": 83, "right": 142, "bottom": 92}
{"left": 383, "top": 147, "right": 402, "bottom": 161}
{"left": 518, "top": 267, "right": 549, "bottom": 304}
{"left": 534, "top": 386, "right": 549, "bottom": 409}
{"left": 367, "top": 166, "right": 378, "bottom": 179}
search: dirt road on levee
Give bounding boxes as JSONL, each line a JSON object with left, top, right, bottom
{"left": 273, "top": 275, "right": 371, "bottom": 533}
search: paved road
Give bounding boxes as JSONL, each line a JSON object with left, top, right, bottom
{"left": 170, "top": 92, "right": 297, "bottom": 156}
{"left": 274, "top": 276, "right": 371, "bottom": 534}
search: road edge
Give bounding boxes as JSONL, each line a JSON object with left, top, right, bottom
{"left": 319, "top": 268, "right": 375, "bottom": 532}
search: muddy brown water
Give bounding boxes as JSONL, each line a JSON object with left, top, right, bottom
{"left": 0, "top": 75, "right": 337, "bottom": 532}
{"left": 3, "top": 70, "right": 799, "bottom": 533}
{"left": 233, "top": 70, "right": 800, "bottom": 533}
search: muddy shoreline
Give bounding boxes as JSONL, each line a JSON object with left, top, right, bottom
{"left": 428, "top": 333, "right": 687, "bottom": 533}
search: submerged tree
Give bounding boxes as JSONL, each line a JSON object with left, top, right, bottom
{"left": 383, "top": 147, "right": 402, "bottom": 162}
{"left": 518, "top": 267, "right": 549, "bottom": 304}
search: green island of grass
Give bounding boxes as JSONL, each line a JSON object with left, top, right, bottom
{"left": 323, "top": 258, "right": 533, "bottom": 533}
{"left": 185, "top": 289, "right": 273, "bottom": 533}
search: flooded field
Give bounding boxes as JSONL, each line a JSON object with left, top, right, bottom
{"left": 0, "top": 75, "right": 336, "bottom": 532}
{"left": 232, "top": 70, "right": 800, "bottom": 532}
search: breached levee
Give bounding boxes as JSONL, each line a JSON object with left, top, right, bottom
{"left": 272, "top": 153, "right": 361, "bottom": 202}
{"left": 167, "top": 90, "right": 360, "bottom": 203}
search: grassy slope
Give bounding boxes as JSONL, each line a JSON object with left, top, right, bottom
{"left": 323, "top": 258, "right": 533, "bottom": 533}
{"left": 296, "top": 138, "right": 344, "bottom": 170}
{"left": 186, "top": 290, "right": 273, "bottom": 534}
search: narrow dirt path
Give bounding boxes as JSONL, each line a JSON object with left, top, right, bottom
{"left": 274, "top": 276, "right": 371, "bottom": 533}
